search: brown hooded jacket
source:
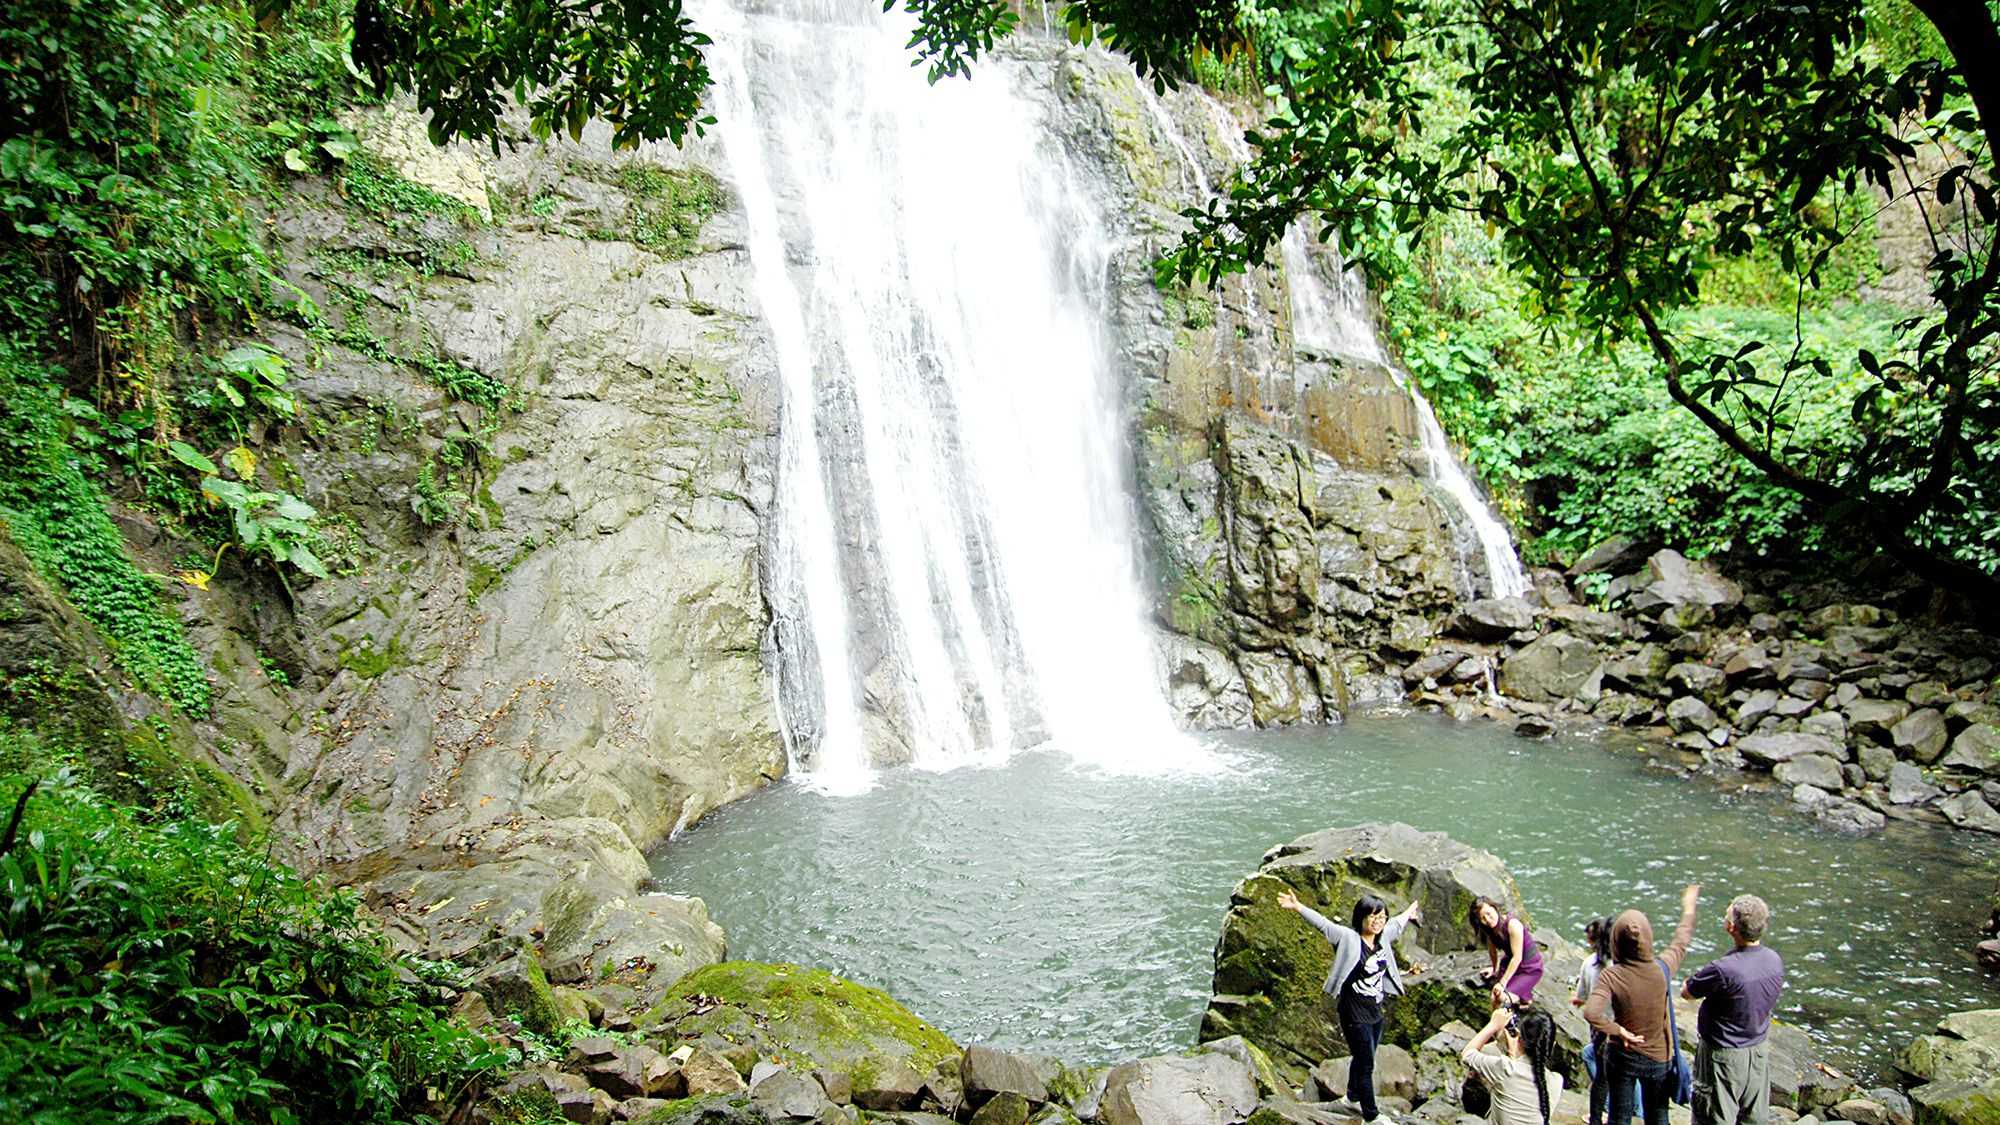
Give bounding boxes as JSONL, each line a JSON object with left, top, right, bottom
{"left": 1582, "top": 901, "right": 1697, "bottom": 1062}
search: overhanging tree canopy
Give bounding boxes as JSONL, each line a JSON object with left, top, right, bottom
{"left": 324, "top": 0, "right": 1996, "bottom": 596}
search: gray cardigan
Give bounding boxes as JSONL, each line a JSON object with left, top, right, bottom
{"left": 1296, "top": 904, "right": 1416, "bottom": 1000}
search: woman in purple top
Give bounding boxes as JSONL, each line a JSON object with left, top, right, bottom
{"left": 1471, "top": 897, "right": 1545, "bottom": 1008}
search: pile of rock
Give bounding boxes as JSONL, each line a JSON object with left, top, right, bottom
{"left": 1897, "top": 1009, "right": 2000, "bottom": 1125}
{"left": 1395, "top": 542, "right": 2000, "bottom": 836}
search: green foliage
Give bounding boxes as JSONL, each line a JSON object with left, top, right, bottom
{"left": 410, "top": 462, "right": 468, "bottom": 530}
{"left": 620, "top": 166, "right": 723, "bottom": 257}
{"left": 0, "top": 350, "right": 211, "bottom": 713}
{"left": 0, "top": 0, "right": 276, "bottom": 381}
{"left": 0, "top": 771, "right": 511, "bottom": 1121}
{"left": 1119, "top": 0, "right": 2000, "bottom": 592}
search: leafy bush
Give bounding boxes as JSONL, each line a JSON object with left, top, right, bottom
{"left": 0, "top": 347, "right": 212, "bottom": 712}
{"left": 0, "top": 771, "right": 511, "bottom": 1122}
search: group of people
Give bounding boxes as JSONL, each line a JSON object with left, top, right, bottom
{"left": 1275, "top": 883, "right": 1786, "bottom": 1125}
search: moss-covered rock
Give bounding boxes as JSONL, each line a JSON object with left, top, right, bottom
{"left": 643, "top": 962, "right": 958, "bottom": 1092}
{"left": 1914, "top": 1078, "right": 2000, "bottom": 1125}
{"left": 1201, "top": 823, "right": 1544, "bottom": 1084}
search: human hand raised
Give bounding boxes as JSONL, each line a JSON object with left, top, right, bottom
{"left": 1682, "top": 884, "right": 1701, "bottom": 910}
{"left": 1277, "top": 890, "right": 1300, "bottom": 911}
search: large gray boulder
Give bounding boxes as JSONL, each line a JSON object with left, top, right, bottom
{"left": 1940, "top": 725, "right": 2000, "bottom": 775}
{"left": 1739, "top": 732, "right": 1845, "bottom": 767}
{"left": 1450, "top": 597, "right": 1537, "bottom": 642}
{"left": 1500, "top": 632, "right": 1603, "bottom": 704}
{"left": 1629, "top": 550, "right": 1743, "bottom": 612}
{"left": 1098, "top": 1053, "right": 1259, "bottom": 1125}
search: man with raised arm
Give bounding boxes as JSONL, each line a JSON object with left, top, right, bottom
{"left": 1584, "top": 884, "right": 1701, "bottom": 1125}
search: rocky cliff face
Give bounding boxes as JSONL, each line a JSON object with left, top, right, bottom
{"left": 1020, "top": 44, "right": 1481, "bottom": 728}
{"left": 25, "top": 31, "right": 1491, "bottom": 987}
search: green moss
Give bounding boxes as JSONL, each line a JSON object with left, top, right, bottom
{"left": 646, "top": 961, "right": 958, "bottom": 1081}
{"left": 337, "top": 636, "right": 401, "bottom": 679}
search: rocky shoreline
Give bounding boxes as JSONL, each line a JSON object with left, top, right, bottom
{"left": 1384, "top": 544, "right": 2000, "bottom": 839}
{"left": 446, "top": 825, "right": 1995, "bottom": 1125}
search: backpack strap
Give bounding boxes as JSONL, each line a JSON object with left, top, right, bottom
{"left": 1660, "top": 960, "right": 1683, "bottom": 1059}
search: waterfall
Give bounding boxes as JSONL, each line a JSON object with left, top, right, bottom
{"left": 699, "top": 0, "right": 1202, "bottom": 786}
{"left": 1280, "top": 225, "right": 1530, "bottom": 598}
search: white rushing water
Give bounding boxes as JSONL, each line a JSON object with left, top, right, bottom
{"left": 1280, "top": 221, "right": 1530, "bottom": 598}
{"left": 700, "top": 0, "right": 1203, "bottom": 788}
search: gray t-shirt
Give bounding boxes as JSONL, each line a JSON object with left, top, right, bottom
{"left": 1686, "top": 945, "right": 1784, "bottom": 1048}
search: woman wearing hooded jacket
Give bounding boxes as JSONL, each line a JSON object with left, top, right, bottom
{"left": 1585, "top": 884, "right": 1702, "bottom": 1125}
{"left": 1278, "top": 888, "right": 1422, "bottom": 1123}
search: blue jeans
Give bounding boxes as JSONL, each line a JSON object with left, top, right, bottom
{"left": 1585, "top": 1037, "right": 1644, "bottom": 1125}
{"left": 1341, "top": 1013, "right": 1384, "bottom": 1120}
{"left": 1608, "top": 1044, "right": 1673, "bottom": 1125}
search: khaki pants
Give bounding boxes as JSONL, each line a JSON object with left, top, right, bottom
{"left": 1693, "top": 1039, "right": 1771, "bottom": 1125}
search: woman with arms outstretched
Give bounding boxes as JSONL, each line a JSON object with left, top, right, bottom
{"left": 1277, "top": 888, "right": 1422, "bottom": 1123}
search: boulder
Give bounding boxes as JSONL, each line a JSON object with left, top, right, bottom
{"left": 1667, "top": 696, "right": 1723, "bottom": 735}
{"left": 1414, "top": 1021, "right": 1478, "bottom": 1104}
{"left": 1198, "top": 1036, "right": 1293, "bottom": 1101}
{"left": 580, "top": 1043, "right": 682, "bottom": 1099}
{"left": 1895, "top": 710, "right": 1953, "bottom": 763}
{"left": 645, "top": 963, "right": 955, "bottom": 1100}
{"left": 971, "top": 1092, "right": 1033, "bottom": 1125}
{"left": 1769, "top": 1021, "right": 1858, "bottom": 1112}
{"left": 1603, "top": 645, "right": 1672, "bottom": 695}
{"left": 1859, "top": 745, "right": 1897, "bottom": 783}
{"left": 1837, "top": 1100, "right": 1894, "bottom": 1125}
{"left": 1938, "top": 1011, "right": 2000, "bottom": 1041}
{"left": 1775, "top": 755, "right": 1847, "bottom": 791}
{"left": 1311, "top": 1045, "right": 1417, "bottom": 1102}
{"left": 1501, "top": 633, "right": 1604, "bottom": 705}
{"left": 1941, "top": 726, "right": 2000, "bottom": 775}
{"left": 1939, "top": 793, "right": 2000, "bottom": 835}
{"left": 1911, "top": 1077, "right": 2000, "bottom": 1125}
{"left": 750, "top": 1069, "right": 839, "bottom": 1121}
{"left": 1890, "top": 762, "right": 1943, "bottom": 806}
{"left": 1805, "top": 712, "right": 1851, "bottom": 743}
{"left": 1792, "top": 786, "right": 1886, "bottom": 833}
{"left": 1737, "top": 690, "right": 1783, "bottom": 728}
{"left": 1451, "top": 597, "right": 1538, "bottom": 642}
{"left": 1202, "top": 823, "right": 1526, "bottom": 1082}
{"left": 1569, "top": 537, "right": 1655, "bottom": 576}
{"left": 1545, "top": 605, "right": 1633, "bottom": 645}
{"left": 853, "top": 1062, "right": 927, "bottom": 1111}
{"left": 1848, "top": 699, "right": 1913, "bottom": 743}
{"left": 683, "top": 1048, "right": 751, "bottom": 1097}
{"left": 962, "top": 1045, "right": 1053, "bottom": 1107}
{"left": 1631, "top": 550, "right": 1742, "bottom": 612}
{"left": 1739, "top": 733, "right": 1845, "bottom": 768}
{"left": 1669, "top": 663, "right": 1728, "bottom": 700}
{"left": 1098, "top": 1053, "right": 1260, "bottom": 1125}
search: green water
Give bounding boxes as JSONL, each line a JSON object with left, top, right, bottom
{"left": 647, "top": 715, "right": 1997, "bottom": 1077}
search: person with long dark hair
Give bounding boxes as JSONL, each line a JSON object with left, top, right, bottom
{"left": 1277, "top": 888, "right": 1422, "bottom": 1123}
{"left": 1470, "top": 896, "right": 1546, "bottom": 1009}
{"left": 1462, "top": 1004, "right": 1566, "bottom": 1125}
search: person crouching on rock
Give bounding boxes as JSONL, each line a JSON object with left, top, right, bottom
{"left": 1462, "top": 1004, "right": 1566, "bottom": 1125}
{"left": 1584, "top": 884, "right": 1701, "bottom": 1125}
{"left": 1277, "top": 888, "right": 1422, "bottom": 1123}
{"left": 1471, "top": 896, "right": 1545, "bottom": 1009}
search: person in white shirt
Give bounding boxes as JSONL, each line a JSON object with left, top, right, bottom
{"left": 1461, "top": 1004, "right": 1565, "bottom": 1125}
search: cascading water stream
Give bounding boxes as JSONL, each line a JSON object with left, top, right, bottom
{"left": 699, "top": 0, "right": 1204, "bottom": 787}
{"left": 1181, "top": 91, "right": 1528, "bottom": 597}
{"left": 1280, "top": 217, "right": 1530, "bottom": 598}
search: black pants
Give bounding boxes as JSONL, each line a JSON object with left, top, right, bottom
{"left": 1340, "top": 1012, "right": 1384, "bottom": 1120}
{"left": 1608, "top": 1043, "right": 1674, "bottom": 1125}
